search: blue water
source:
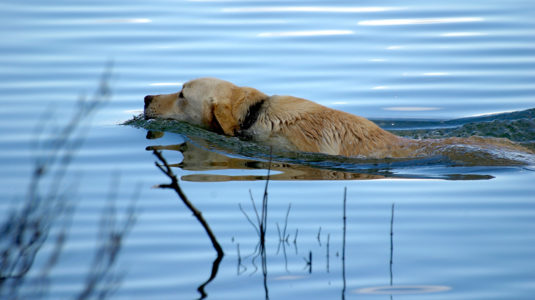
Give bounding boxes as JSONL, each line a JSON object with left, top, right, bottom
{"left": 1, "top": 0, "right": 535, "bottom": 299}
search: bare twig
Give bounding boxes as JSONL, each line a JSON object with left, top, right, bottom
{"left": 239, "top": 203, "right": 260, "bottom": 237}
{"left": 282, "top": 204, "right": 291, "bottom": 242}
{"left": 326, "top": 233, "right": 330, "bottom": 273}
{"left": 249, "top": 189, "right": 262, "bottom": 227}
{"left": 342, "top": 187, "right": 347, "bottom": 300}
{"left": 76, "top": 176, "right": 138, "bottom": 300}
{"left": 152, "top": 150, "right": 224, "bottom": 258}
{"left": 197, "top": 254, "right": 224, "bottom": 299}
{"left": 259, "top": 152, "right": 271, "bottom": 248}
{"left": 235, "top": 151, "right": 272, "bottom": 299}
{"left": 260, "top": 151, "right": 272, "bottom": 300}
{"left": 0, "top": 67, "right": 111, "bottom": 299}
{"left": 152, "top": 149, "right": 225, "bottom": 299}
{"left": 303, "top": 251, "right": 312, "bottom": 274}
{"left": 237, "top": 244, "right": 247, "bottom": 275}
{"left": 390, "top": 203, "right": 395, "bottom": 286}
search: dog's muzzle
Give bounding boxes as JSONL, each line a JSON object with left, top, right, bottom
{"left": 143, "top": 95, "right": 154, "bottom": 120}
{"left": 144, "top": 95, "right": 154, "bottom": 109}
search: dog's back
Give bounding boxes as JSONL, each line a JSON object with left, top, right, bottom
{"left": 245, "top": 95, "right": 534, "bottom": 163}
{"left": 245, "top": 95, "right": 403, "bottom": 157}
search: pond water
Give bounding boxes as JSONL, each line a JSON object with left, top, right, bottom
{"left": 1, "top": 0, "right": 535, "bottom": 299}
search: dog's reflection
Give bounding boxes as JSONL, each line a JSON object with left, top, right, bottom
{"left": 145, "top": 131, "right": 499, "bottom": 181}
{"left": 145, "top": 131, "right": 383, "bottom": 182}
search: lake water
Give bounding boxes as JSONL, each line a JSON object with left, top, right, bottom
{"left": 1, "top": 0, "right": 535, "bottom": 299}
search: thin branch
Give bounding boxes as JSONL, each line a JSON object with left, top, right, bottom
{"left": 342, "top": 187, "right": 347, "bottom": 300}
{"left": 152, "top": 150, "right": 224, "bottom": 258}
{"left": 152, "top": 150, "right": 224, "bottom": 299}
{"left": 282, "top": 204, "right": 291, "bottom": 242}
{"left": 249, "top": 189, "right": 262, "bottom": 227}
{"left": 390, "top": 203, "right": 395, "bottom": 286}
{"left": 239, "top": 203, "right": 260, "bottom": 237}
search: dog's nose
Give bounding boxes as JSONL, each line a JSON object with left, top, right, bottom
{"left": 144, "top": 95, "right": 153, "bottom": 109}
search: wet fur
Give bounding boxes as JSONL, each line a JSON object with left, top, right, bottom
{"left": 144, "top": 78, "right": 532, "bottom": 160}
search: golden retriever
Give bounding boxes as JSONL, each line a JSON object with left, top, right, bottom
{"left": 144, "top": 77, "right": 532, "bottom": 161}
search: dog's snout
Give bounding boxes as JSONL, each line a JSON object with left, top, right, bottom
{"left": 144, "top": 95, "right": 153, "bottom": 109}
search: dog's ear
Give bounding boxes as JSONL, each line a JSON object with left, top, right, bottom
{"left": 211, "top": 100, "right": 235, "bottom": 135}
{"left": 211, "top": 86, "right": 267, "bottom": 136}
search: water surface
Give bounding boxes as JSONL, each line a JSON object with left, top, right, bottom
{"left": 1, "top": 0, "right": 535, "bottom": 299}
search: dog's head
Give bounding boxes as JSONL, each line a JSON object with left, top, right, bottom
{"left": 144, "top": 78, "right": 267, "bottom": 135}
